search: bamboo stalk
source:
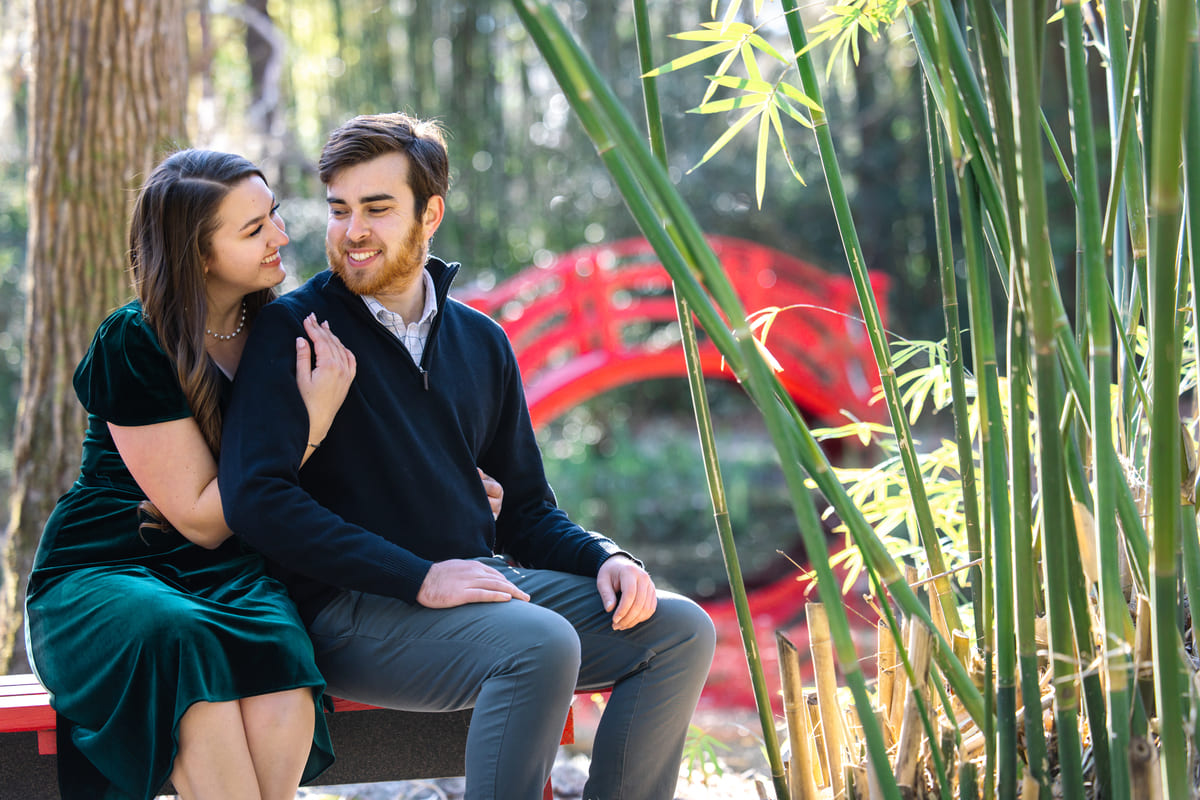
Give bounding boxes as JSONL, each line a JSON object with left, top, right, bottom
{"left": 511, "top": 15, "right": 933, "bottom": 794}
{"left": 877, "top": 621, "right": 897, "bottom": 742}
{"left": 939, "top": 722, "right": 958, "bottom": 796}
{"left": 781, "top": 0, "right": 963, "bottom": 641}
{"left": 1063, "top": 2, "right": 1134, "bottom": 796}
{"left": 627, "top": 3, "right": 789, "bottom": 795}
{"left": 889, "top": 619, "right": 911, "bottom": 740}
{"left": 1008, "top": 1, "right": 1086, "bottom": 792}
{"left": 807, "top": 692, "right": 828, "bottom": 789}
{"left": 1133, "top": 593, "right": 1155, "bottom": 717}
{"left": 927, "top": 572, "right": 951, "bottom": 645}
{"left": 1129, "top": 737, "right": 1163, "bottom": 800}
{"left": 777, "top": 631, "right": 819, "bottom": 800}
{"left": 1145, "top": 1, "right": 1194, "bottom": 794}
{"left": 952, "top": 631, "right": 971, "bottom": 667}
{"left": 894, "top": 620, "right": 934, "bottom": 790}
{"left": 958, "top": 760, "right": 977, "bottom": 800}
{"left": 808, "top": 603, "right": 847, "bottom": 799}
{"left": 923, "top": 71, "right": 985, "bottom": 650}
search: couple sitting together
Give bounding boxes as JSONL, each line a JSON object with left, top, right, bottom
{"left": 24, "top": 111, "right": 715, "bottom": 800}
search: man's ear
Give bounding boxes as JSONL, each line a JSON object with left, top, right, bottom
{"left": 422, "top": 195, "right": 446, "bottom": 238}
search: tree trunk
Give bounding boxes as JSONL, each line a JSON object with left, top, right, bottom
{"left": 1, "top": 0, "right": 188, "bottom": 672}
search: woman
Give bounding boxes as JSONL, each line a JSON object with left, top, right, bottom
{"left": 25, "top": 149, "right": 501, "bottom": 800}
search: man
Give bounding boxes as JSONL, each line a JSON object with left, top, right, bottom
{"left": 220, "top": 112, "right": 715, "bottom": 800}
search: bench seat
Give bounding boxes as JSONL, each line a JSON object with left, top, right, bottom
{"left": 0, "top": 674, "right": 572, "bottom": 798}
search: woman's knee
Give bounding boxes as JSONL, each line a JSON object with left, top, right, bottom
{"left": 240, "top": 688, "right": 314, "bottom": 731}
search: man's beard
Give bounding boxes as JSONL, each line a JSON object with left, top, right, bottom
{"left": 327, "top": 219, "right": 428, "bottom": 296}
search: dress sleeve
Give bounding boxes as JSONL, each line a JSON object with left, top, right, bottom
{"left": 72, "top": 304, "right": 193, "bottom": 426}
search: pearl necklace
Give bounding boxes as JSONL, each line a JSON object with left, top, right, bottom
{"left": 206, "top": 301, "right": 246, "bottom": 341}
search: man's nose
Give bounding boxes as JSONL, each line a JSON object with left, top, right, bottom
{"left": 347, "top": 213, "right": 370, "bottom": 241}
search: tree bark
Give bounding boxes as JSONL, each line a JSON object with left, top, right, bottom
{"left": 1, "top": 0, "right": 187, "bottom": 672}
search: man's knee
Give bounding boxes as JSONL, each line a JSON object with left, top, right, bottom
{"left": 513, "top": 608, "right": 582, "bottom": 676}
{"left": 657, "top": 594, "right": 717, "bottom": 663}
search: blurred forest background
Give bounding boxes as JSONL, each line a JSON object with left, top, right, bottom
{"left": 0, "top": 0, "right": 1079, "bottom": 635}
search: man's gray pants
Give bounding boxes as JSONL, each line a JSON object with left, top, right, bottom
{"left": 306, "top": 557, "right": 716, "bottom": 800}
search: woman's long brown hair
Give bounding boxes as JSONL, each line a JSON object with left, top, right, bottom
{"left": 128, "top": 149, "right": 276, "bottom": 457}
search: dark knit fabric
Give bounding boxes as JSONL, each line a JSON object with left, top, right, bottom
{"left": 220, "top": 259, "right": 625, "bottom": 622}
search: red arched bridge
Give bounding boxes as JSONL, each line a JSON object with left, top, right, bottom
{"left": 460, "top": 235, "right": 888, "bottom": 709}
{"left": 459, "top": 235, "right": 888, "bottom": 429}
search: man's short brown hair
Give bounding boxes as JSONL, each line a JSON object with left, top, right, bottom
{"left": 318, "top": 113, "right": 450, "bottom": 215}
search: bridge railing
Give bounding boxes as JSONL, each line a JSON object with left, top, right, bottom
{"left": 458, "top": 235, "right": 888, "bottom": 428}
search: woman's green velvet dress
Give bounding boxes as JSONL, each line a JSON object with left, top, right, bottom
{"left": 25, "top": 302, "right": 334, "bottom": 800}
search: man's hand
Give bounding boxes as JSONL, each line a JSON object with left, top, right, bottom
{"left": 478, "top": 468, "right": 503, "bottom": 519}
{"left": 597, "top": 556, "right": 658, "bottom": 631}
{"left": 417, "top": 559, "right": 530, "bottom": 608}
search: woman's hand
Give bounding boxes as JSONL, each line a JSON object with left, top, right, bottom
{"left": 296, "top": 314, "right": 357, "bottom": 455}
{"left": 479, "top": 468, "right": 503, "bottom": 519}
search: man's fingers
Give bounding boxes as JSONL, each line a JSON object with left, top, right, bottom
{"left": 418, "top": 560, "right": 529, "bottom": 607}
{"left": 476, "top": 576, "right": 529, "bottom": 601}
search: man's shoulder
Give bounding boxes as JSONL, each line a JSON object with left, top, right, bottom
{"left": 443, "top": 296, "right": 510, "bottom": 341}
{"left": 266, "top": 272, "right": 344, "bottom": 318}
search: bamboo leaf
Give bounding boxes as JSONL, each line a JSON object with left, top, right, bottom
{"left": 689, "top": 107, "right": 763, "bottom": 171}
{"left": 774, "top": 92, "right": 816, "bottom": 129}
{"left": 747, "top": 33, "right": 791, "bottom": 64}
{"left": 768, "top": 103, "right": 808, "bottom": 184}
{"left": 707, "top": 74, "right": 776, "bottom": 93}
{"left": 756, "top": 108, "right": 770, "bottom": 208}
{"left": 780, "top": 80, "right": 824, "bottom": 112}
{"left": 742, "top": 41, "right": 764, "bottom": 82}
{"left": 643, "top": 41, "right": 737, "bottom": 76}
{"left": 689, "top": 94, "right": 769, "bottom": 115}
{"left": 698, "top": 47, "right": 747, "bottom": 105}
{"left": 718, "top": 0, "right": 745, "bottom": 33}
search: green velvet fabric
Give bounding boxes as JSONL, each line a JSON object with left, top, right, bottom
{"left": 26, "top": 302, "right": 334, "bottom": 800}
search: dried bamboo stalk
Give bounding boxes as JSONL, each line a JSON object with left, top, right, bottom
{"left": 806, "top": 692, "right": 828, "bottom": 788}
{"left": 877, "top": 621, "right": 897, "bottom": 741}
{"left": 893, "top": 619, "right": 934, "bottom": 790}
{"left": 939, "top": 721, "right": 957, "bottom": 793}
{"left": 889, "top": 616, "right": 911, "bottom": 736}
{"left": 777, "top": 631, "right": 819, "bottom": 800}
{"left": 1129, "top": 736, "right": 1163, "bottom": 800}
{"left": 862, "top": 736, "right": 885, "bottom": 800}
{"left": 927, "top": 574, "right": 951, "bottom": 644}
{"left": 952, "top": 629, "right": 971, "bottom": 666}
{"left": 807, "top": 602, "right": 847, "bottom": 799}
{"left": 961, "top": 689, "right": 1053, "bottom": 763}
{"left": 843, "top": 697, "right": 864, "bottom": 760}
{"left": 1133, "top": 594, "right": 1153, "bottom": 679}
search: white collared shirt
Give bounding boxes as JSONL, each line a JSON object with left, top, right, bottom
{"left": 362, "top": 270, "right": 438, "bottom": 365}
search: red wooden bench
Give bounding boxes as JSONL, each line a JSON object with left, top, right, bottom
{"left": 0, "top": 673, "right": 572, "bottom": 799}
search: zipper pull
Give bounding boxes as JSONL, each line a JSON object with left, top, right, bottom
{"left": 422, "top": 369, "right": 430, "bottom": 391}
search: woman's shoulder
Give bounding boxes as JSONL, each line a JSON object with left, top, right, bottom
{"left": 90, "top": 300, "right": 160, "bottom": 349}
{"left": 74, "top": 300, "right": 190, "bottom": 425}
